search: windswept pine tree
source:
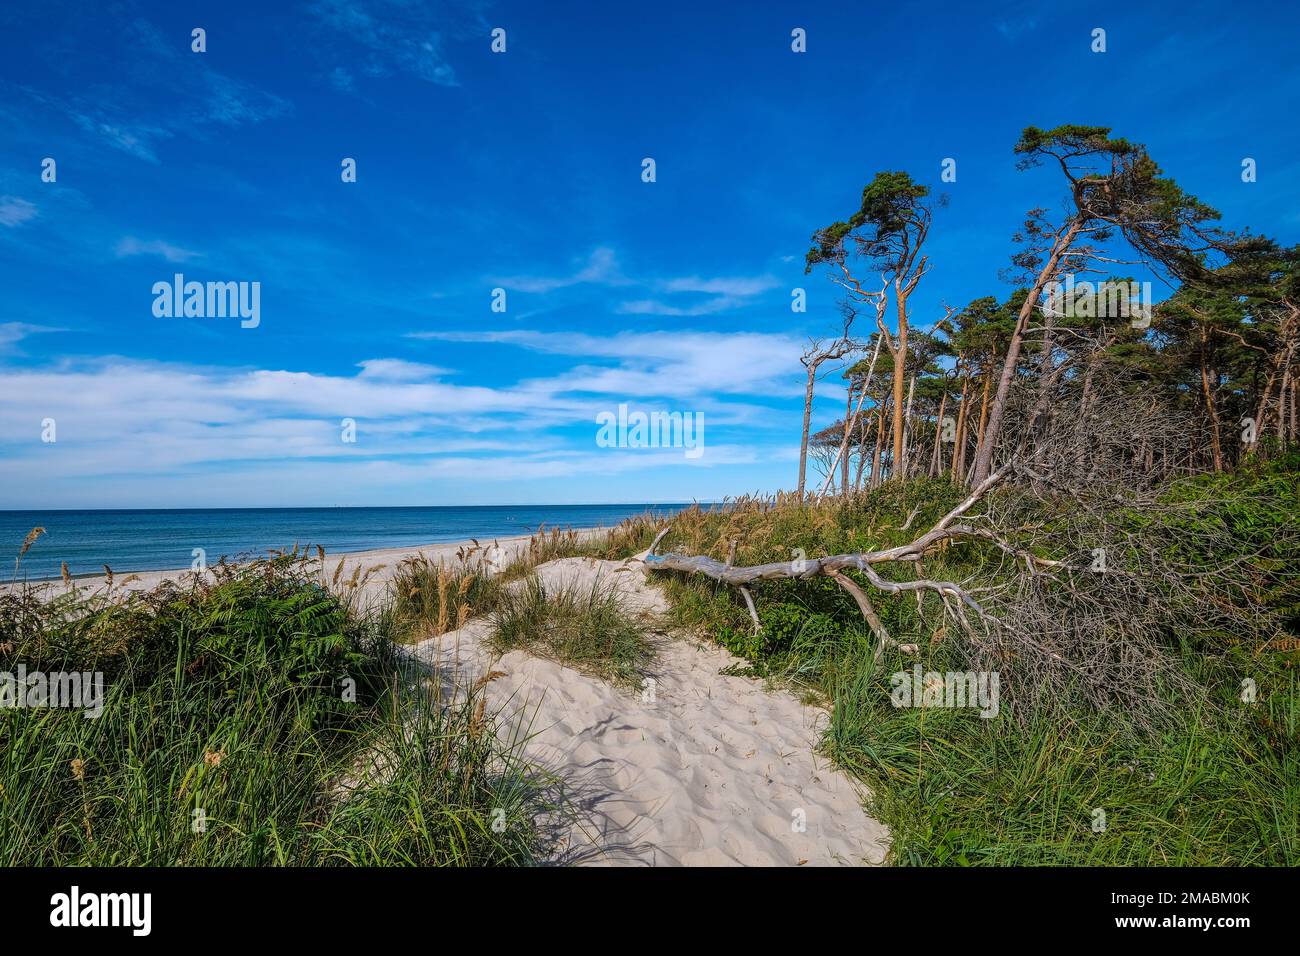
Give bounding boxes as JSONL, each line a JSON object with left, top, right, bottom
{"left": 806, "top": 172, "right": 941, "bottom": 484}
{"left": 798, "top": 124, "right": 1293, "bottom": 494}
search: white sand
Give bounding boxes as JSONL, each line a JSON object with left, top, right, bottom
{"left": 405, "top": 555, "right": 889, "bottom": 866}
{"left": 12, "top": 534, "right": 889, "bottom": 866}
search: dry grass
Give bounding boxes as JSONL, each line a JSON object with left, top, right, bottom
{"left": 390, "top": 555, "right": 500, "bottom": 642}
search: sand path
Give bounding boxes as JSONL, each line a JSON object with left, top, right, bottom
{"left": 403, "top": 555, "right": 889, "bottom": 866}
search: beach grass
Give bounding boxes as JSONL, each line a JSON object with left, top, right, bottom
{"left": 496, "top": 516, "right": 669, "bottom": 581}
{"left": 0, "top": 554, "right": 548, "bottom": 865}
{"left": 488, "top": 572, "right": 656, "bottom": 688}
{"left": 390, "top": 554, "right": 502, "bottom": 643}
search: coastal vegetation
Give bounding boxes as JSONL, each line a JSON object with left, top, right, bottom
{"left": 637, "top": 456, "right": 1299, "bottom": 864}
{"left": 0, "top": 553, "right": 548, "bottom": 865}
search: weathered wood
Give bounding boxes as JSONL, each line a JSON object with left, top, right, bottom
{"left": 826, "top": 569, "right": 891, "bottom": 657}
{"left": 640, "top": 464, "right": 1020, "bottom": 643}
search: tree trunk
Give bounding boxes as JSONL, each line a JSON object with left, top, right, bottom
{"left": 1250, "top": 364, "right": 1280, "bottom": 455}
{"left": 972, "top": 218, "right": 1084, "bottom": 484}
{"left": 930, "top": 391, "right": 948, "bottom": 477}
{"left": 1199, "top": 328, "right": 1223, "bottom": 472}
{"left": 900, "top": 375, "right": 916, "bottom": 477}
{"left": 968, "top": 365, "right": 993, "bottom": 483}
{"left": 951, "top": 358, "right": 970, "bottom": 480}
{"left": 820, "top": 332, "right": 884, "bottom": 496}
{"left": 841, "top": 382, "right": 853, "bottom": 493}
{"left": 1284, "top": 374, "right": 1294, "bottom": 447}
{"left": 1276, "top": 349, "right": 1294, "bottom": 444}
{"left": 870, "top": 400, "right": 888, "bottom": 488}
{"left": 890, "top": 290, "right": 910, "bottom": 475}
{"left": 797, "top": 364, "right": 817, "bottom": 495}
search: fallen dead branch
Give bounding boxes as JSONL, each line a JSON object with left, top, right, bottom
{"left": 641, "top": 464, "right": 1053, "bottom": 652}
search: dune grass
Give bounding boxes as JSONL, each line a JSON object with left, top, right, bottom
{"left": 390, "top": 554, "right": 502, "bottom": 643}
{"left": 821, "top": 646, "right": 1298, "bottom": 865}
{"left": 489, "top": 573, "right": 656, "bottom": 688}
{"left": 0, "top": 555, "right": 548, "bottom": 865}
{"left": 386, "top": 514, "right": 671, "bottom": 643}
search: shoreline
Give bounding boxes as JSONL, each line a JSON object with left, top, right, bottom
{"left": 8, "top": 528, "right": 604, "bottom": 596}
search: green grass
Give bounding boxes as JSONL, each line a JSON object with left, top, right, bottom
{"left": 489, "top": 573, "right": 656, "bottom": 688}
{"left": 0, "top": 555, "right": 548, "bottom": 865}
{"left": 822, "top": 646, "right": 1298, "bottom": 865}
{"left": 4, "top": 460, "right": 1293, "bottom": 867}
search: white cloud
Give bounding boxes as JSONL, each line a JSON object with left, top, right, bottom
{"left": 616, "top": 297, "right": 745, "bottom": 316}
{"left": 356, "top": 358, "right": 454, "bottom": 380}
{"left": 490, "top": 248, "right": 781, "bottom": 316}
{"left": 0, "top": 328, "right": 800, "bottom": 502}
{"left": 69, "top": 113, "right": 170, "bottom": 163}
{"left": 115, "top": 236, "right": 202, "bottom": 263}
{"left": 411, "top": 328, "right": 804, "bottom": 397}
{"left": 0, "top": 321, "right": 62, "bottom": 351}
{"left": 661, "top": 275, "right": 779, "bottom": 296}
{"left": 0, "top": 196, "right": 37, "bottom": 227}
{"left": 495, "top": 247, "right": 628, "bottom": 293}
{"left": 309, "top": 0, "right": 482, "bottom": 88}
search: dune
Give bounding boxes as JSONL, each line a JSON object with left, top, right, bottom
{"left": 404, "top": 554, "right": 889, "bottom": 866}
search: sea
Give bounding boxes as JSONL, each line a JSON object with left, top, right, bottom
{"left": 0, "top": 504, "right": 692, "bottom": 581}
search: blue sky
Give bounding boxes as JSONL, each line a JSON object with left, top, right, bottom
{"left": 1, "top": 0, "right": 1297, "bottom": 508}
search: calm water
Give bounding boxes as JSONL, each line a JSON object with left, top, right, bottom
{"left": 1, "top": 504, "right": 691, "bottom": 581}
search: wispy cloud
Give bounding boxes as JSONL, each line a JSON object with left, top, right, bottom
{"left": 356, "top": 358, "right": 455, "bottom": 380}
{"left": 617, "top": 272, "right": 780, "bottom": 315}
{"left": 661, "top": 275, "right": 779, "bottom": 296}
{"left": 411, "top": 328, "right": 803, "bottom": 397}
{"left": 0, "top": 328, "right": 795, "bottom": 500}
{"left": 495, "top": 247, "right": 628, "bottom": 293}
{"left": 4, "top": 13, "right": 290, "bottom": 165}
{"left": 114, "top": 236, "right": 202, "bottom": 263}
{"left": 0, "top": 321, "right": 63, "bottom": 352}
{"left": 0, "top": 196, "right": 37, "bottom": 227}
{"left": 994, "top": 7, "right": 1040, "bottom": 40}
{"left": 309, "top": 0, "right": 490, "bottom": 89}
{"left": 329, "top": 66, "right": 357, "bottom": 93}
{"left": 68, "top": 112, "right": 171, "bottom": 163}
{"left": 616, "top": 297, "right": 744, "bottom": 316}
{"left": 495, "top": 249, "right": 779, "bottom": 316}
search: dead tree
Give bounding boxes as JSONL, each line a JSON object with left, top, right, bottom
{"left": 642, "top": 464, "right": 1039, "bottom": 656}
{"left": 796, "top": 311, "right": 858, "bottom": 495}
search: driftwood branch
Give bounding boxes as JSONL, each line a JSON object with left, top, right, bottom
{"left": 641, "top": 465, "right": 1037, "bottom": 649}
{"left": 826, "top": 569, "right": 892, "bottom": 657}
